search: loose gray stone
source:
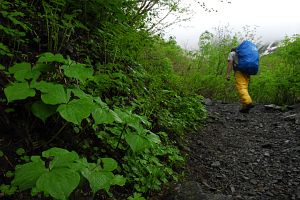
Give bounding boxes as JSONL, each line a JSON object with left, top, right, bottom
{"left": 250, "top": 179, "right": 258, "bottom": 185}
{"left": 295, "top": 115, "right": 300, "bottom": 125}
{"left": 173, "top": 181, "right": 208, "bottom": 200}
{"left": 296, "top": 186, "right": 300, "bottom": 198}
{"left": 211, "top": 161, "right": 221, "bottom": 167}
{"left": 204, "top": 98, "right": 213, "bottom": 106}
{"left": 284, "top": 114, "right": 297, "bottom": 121}
{"left": 264, "top": 152, "right": 270, "bottom": 157}
{"left": 264, "top": 104, "right": 283, "bottom": 111}
{"left": 206, "top": 194, "right": 233, "bottom": 200}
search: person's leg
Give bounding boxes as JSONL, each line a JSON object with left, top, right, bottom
{"left": 235, "top": 71, "right": 253, "bottom": 112}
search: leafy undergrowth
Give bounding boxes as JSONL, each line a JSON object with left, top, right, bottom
{"left": 0, "top": 0, "right": 209, "bottom": 199}
{"left": 0, "top": 52, "right": 206, "bottom": 200}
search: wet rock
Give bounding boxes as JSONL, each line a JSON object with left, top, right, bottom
{"left": 295, "top": 115, "right": 300, "bottom": 125}
{"left": 261, "top": 143, "right": 273, "bottom": 149}
{"left": 284, "top": 114, "right": 297, "bottom": 121}
{"left": 264, "top": 104, "right": 283, "bottom": 111}
{"left": 284, "top": 140, "right": 290, "bottom": 144}
{"left": 235, "top": 118, "right": 248, "bottom": 122}
{"left": 264, "top": 152, "right": 270, "bottom": 157}
{"left": 266, "top": 191, "right": 274, "bottom": 197}
{"left": 287, "top": 105, "right": 296, "bottom": 110}
{"left": 206, "top": 194, "right": 233, "bottom": 200}
{"left": 184, "top": 102, "right": 300, "bottom": 200}
{"left": 197, "top": 140, "right": 204, "bottom": 146}
{"left": 170, "top": 181, "right": 208, "bottom": 200}
{"left": 204, "top": 98, "right": 213, "bottom": 106}
{"left": 250, "top": 179, "right": 257, "bottom": 185}
{"left": 293, "top": 146, "right": 300, "bottom": 152}
{"left": 211, "top": 161, "right": 221, "bottom": 167}
{"left": 183, "top": 146, "right": 192, "bottom": 152}
{"left": 296, "top": 186, "right": 300, "bottom": 199}
{"left": 230, "top": 186, "right": 235, "bottom": 193}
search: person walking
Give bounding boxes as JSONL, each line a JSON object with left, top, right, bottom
{"left": 226, "top": 41, "right": 259, "bottom": 113}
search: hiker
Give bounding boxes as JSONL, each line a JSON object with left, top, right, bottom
{"left": 226, "top": 41, "right": 259, "bottom": 113}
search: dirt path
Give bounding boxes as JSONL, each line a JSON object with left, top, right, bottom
{"left": 163, "top": 101, "right": 300, "bottom": 200}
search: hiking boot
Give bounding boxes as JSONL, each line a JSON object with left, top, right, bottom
{"left": 239, "top": 104, "right": 254, "bottom": 113}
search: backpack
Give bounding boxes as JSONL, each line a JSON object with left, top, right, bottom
{"left": 236, "top": 40, "right": 259, "bottom": 75}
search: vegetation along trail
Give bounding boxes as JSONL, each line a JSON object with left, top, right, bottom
{"left": 0, "top": 0, "right": 299, "bottom": 199}
{"left": 163, "top": 101, "right": 300, "bottom": 200}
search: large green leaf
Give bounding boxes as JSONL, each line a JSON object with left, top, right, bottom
{"left": 92, "top": 108, "right": 115, "bottom": 125}
{"left": 114, "top": 109, "right": 145, "bottom": 129}
{"left": 9, "top": 62, "right": 31, "bottom": 74}
{"left": 81, "top": 169, "right": 114, "bottom": 193}
{"left": 93, "top": 97, "right": 109, "bottom": 109}
{"left": 70, "top": 158, "right": 95, "bottom": 172}
{"left": 32, "top": 81, "right": 69, "bottom": 105}
{"left": 110, "top": 110, "right": 123, "bottom": 123}
{"left": 125, "top": 133, "right": 150, "bottom": 152}
{"left": 111, "top": 175, "right": 126, "bottom": 186}
{"left": 9, "top": 62, "right": 40, "bottom": 81}
{"left": 67, "top": 88, "right": 93, "bottom": 100}
{"left": 62, "top": 63, "right": 93, "bottom": 83}
{"left": 12, "top": 157, "right": 46, "bottom": 191}
{"left": 146, "top": 133, "right": 161, "bottom": 144}
{"left": 32, "top": 63, "right": 54, "bottom": 72}
{"left": 57, "top": 99, "right": 97, "bottom": 125}
{"left": 31, "top": 101, "right": 57, "bottom": 122}
{"left": 37, "top": 52, "right": 66, "bottom": 63}
{"left": 42, "top": 148, "right": 79, "bottom": 170}
{"left": 4, "top": 82, "right": 36, "bottom": 102}
{"left": 98, "top": 158, "right": 118, "bottom": 171}
{"left": 36, "top": 168, "right": 80, "bottom": 200}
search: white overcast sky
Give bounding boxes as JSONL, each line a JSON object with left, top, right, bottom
{"left": 164, "top": 0, "right": 300, "bottom": 50}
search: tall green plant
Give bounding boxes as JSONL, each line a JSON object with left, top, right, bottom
{"left": 9, "top": 148, "right": 125, "bottom": 200}
{"left": 250, "top": 35, "right": 300, "bottom": 104}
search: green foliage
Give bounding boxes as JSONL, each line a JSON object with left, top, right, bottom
{"left": 0, "top": 1, "right": 208, "bottom": 199}
{"left": 4, "top": 82, "right": 36, "bottom": 103}
{"left": 155, "top": 93, "right": 207, "bottom": 135}
{"left": 33, "top": 81, "right": 70, "bottom": 105}
{"left": 31, "top": 101, "right": 57, "bottom": 123}
{"left": 197, "top": 28, "right": 239, "bottom": 76}
{"left": 57, "top": 99, "right": 97, "bottom": 125}
{"left": 41, "top": 0, "right": 88, "bottom": 52}
{"left": 62, "top": 63, "right": 94, "bottom": 83}
{"left": 11, "top": 147, "right": 125, "bottom": 200}
{"left": 15, "top": 148, "right": 25, "bottom": 156}
{"left": 0, "top": 184, "right": 17, "bottom": 196}
{"left": 3, "top": 54, "right": 162, "bottom": 152}
{"left": 2, "top": 52, "right": 190, "bottom": 197}
{"left": 0, "top": 0, "right": 31, "bottom": 61}
{"left": 250, "top": 35, "right": 300, "bottom": 104}
{"left": 0, "top": 43, "right": 12, "bottom": 57}
{"left": 128, "top": 193, "right": 146, "bottom": 200}
{"left": 123, "top": 143, "right": 184, "bottom": 193}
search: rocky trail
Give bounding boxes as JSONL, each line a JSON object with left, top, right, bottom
{"left": 163, "top": 101, "right": 300, "bottom": 200}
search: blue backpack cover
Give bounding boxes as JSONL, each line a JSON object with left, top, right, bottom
{"left": 236, "top": 40, "right": 259, "bottom": 75}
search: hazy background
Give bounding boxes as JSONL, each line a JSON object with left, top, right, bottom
{"left": 164, "top": 0, "right": 300, "bottom": 50}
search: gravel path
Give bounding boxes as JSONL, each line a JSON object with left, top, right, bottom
{"left": 182, "top": 102, "right": 300, "bottom": 199}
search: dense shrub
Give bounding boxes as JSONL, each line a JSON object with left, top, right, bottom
{"left": 0, "top": 0, "right": 206, "bottom": 199}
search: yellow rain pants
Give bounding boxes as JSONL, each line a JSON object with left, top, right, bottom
{"left": 235, "top": 71, "right": 252, "bottom": 106}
